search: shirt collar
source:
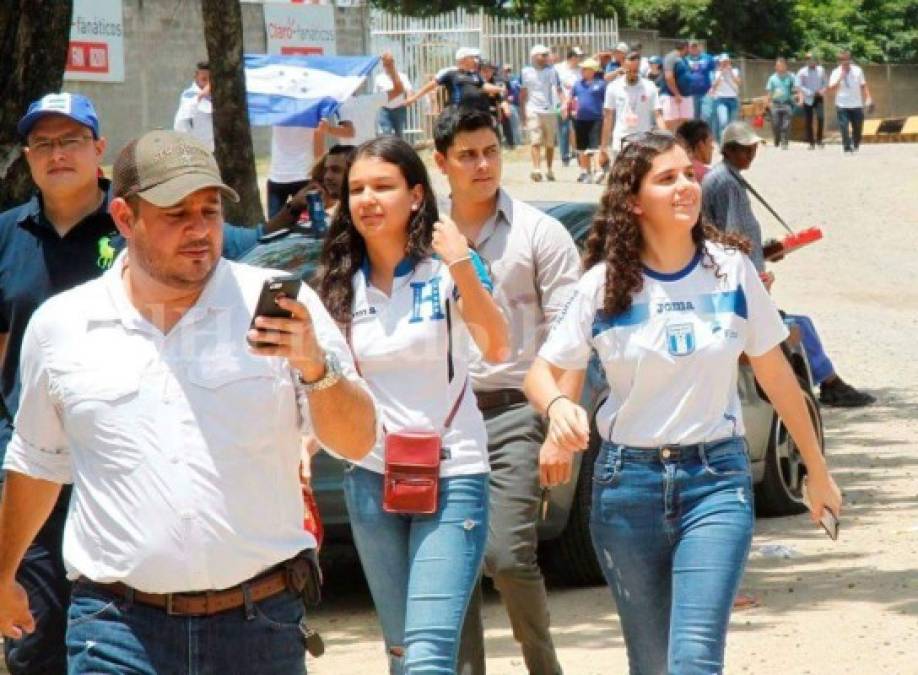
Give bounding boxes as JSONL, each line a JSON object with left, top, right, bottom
{"left": 88, "top": 252, "right": 232, "bottom": 329}
{"left": 16, "top": 178, "right": 113, "bottom": 234}
{"left": 360, "top": 254, "right": 417, "bottom": 280}
{"left": 474, "top": 189, "right": 513, "bottom": 247}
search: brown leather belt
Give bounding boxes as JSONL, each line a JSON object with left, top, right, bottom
{"left": 77, "top": 553, "right": 316, "bottom": 617}
{"left": 475, "top": 388, "right": 528, "bottom": 411}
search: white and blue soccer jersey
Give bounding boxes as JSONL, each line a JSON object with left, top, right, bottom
{"left": 347, "top": 254, "right": 493, "bottom": 477}
{"left": 540, "top": 243, "right": 788, "bottom": 447}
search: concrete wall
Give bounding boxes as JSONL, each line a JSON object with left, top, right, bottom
{"left": 736, "top": 59, "right": 918, "bottom": 134}
{"left": 62, "top": 0, "right": 370, "bottom": 163}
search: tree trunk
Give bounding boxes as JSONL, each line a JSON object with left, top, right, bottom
{"left": 0, "top": 1, "right": 74, "bottom": 210}
{"left": 200, "top": 0, "right": 265, "bottom": 226}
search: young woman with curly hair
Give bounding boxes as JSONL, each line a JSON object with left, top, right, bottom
{"left": 524, "top": 132, "right": 841, "bottom": 674}
{"left": 315, "top": 136, "right": 508, "bottom": 674}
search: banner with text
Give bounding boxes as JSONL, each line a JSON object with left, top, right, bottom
{"left": 264, "top": 3, "right": 337, "bottom": 57}
{"left": 64, "top": 0, "right": 125, "bottom": 83}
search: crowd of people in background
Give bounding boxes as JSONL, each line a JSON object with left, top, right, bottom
{"left": 0, "top": 36, "right": 877, "bottom": 675}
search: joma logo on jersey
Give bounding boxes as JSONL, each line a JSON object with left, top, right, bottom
{"left": 656, "top": 300, "right": 695, "bottom": 314}
{"left": 666, "top": 323, "right": 696, "bottom": 356}
{"left": 409, "top": 277, "right": 446, "bottom": 323}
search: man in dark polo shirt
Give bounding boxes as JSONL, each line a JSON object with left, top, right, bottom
{"left": 0, "top": 93, "right": 282, "bottom": 674}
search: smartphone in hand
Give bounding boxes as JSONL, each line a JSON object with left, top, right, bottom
{"left": 802, "top": 480, "right": 840, "bottom": 541}
{"left": 248, "top": 275, "right": 303, "bottom": 347}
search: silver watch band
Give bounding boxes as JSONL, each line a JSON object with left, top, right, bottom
{"left": 299, "top": 351, "right": 342, "bottom": 393}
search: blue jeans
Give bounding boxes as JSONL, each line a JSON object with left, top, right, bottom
{"left": 379, "top": 106, "right": 408, "bottom": 138}
{"left": 713, "top": 97, "right": 739, "bottom": 143}
{"left": 558, "top": 114, "right": 572, "bottom": 162}
{"left": 785, "top": 314, "right": 835, "bottom": 385}
{"left": 837, "top": 107, "right": 864, "bottom": 151}
{"left": 344, "top": 466, "right": 488, "bottom": 674}
{"left": 771, "top": 102, "right": 793, "bottom": 146}
{"left": 66, "top": 582, "right": 307, "bottom": 674}
{"left": 3, "top": 484, "right": 72, "bottom": 675}
{"left": 590, "top": 437, "right": 754, "bottom": 675}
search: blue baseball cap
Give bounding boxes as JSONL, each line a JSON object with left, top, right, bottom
{"left": 17, "top": 93, "right": 101, "bottom": 139}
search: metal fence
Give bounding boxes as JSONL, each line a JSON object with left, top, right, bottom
{"left": 369, "top": 8, "right": 618, "bottom": 143}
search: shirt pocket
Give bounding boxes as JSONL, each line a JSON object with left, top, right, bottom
{"left": 183, "top": 357, "right": 292, "bottom": 458}
{"left": 56, "top": 369, "right": 144, "bottom": 474}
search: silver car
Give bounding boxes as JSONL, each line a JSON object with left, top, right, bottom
{"left": 240, "top": 201, "right": 825, "bottom": 586}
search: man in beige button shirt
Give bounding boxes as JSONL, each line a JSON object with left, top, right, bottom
{"left": 434, "top": 106, "right": 582, "bottom": 675}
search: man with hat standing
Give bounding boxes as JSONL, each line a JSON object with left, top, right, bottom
{"left": 0, "top": 128, "right": 378, "bottom": 673}
{"left": 521, "top": 44, "right": 563, "bottom": 182}
{"left": 0, "top": 94, "right": 315, "bottom": 674}
{"left": 702, "top": 121, "right": 875, "bottom": 408}
{"left": 603, "top": 42, "right": 630, "bottom": 81}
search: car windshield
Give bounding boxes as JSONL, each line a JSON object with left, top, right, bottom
{"left": 238, "top": 202, "right": 598, "bottom": 279}
{"left": 239, "top": 232, "right": 325, "bottom": 281}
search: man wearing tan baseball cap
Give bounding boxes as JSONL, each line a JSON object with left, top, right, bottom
{"left": 0, "top": 129, "right": 378, "bottom": 673}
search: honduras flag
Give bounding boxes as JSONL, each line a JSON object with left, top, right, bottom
{"left": 245, "top": 54, "right": 379, "bottom": 127}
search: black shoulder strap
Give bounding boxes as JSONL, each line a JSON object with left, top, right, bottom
{"left": 726, "top": 166, "right": 795, "bottom": 235}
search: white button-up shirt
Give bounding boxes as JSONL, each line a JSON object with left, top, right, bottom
{"left": 441, "top": 191, "right": 581, "bottom": 392}
{"left": 829, "top": 64, "right": 867, "bottom": 109}
{"left": 795, "top": 65, "right": 827, "bottom": 106}
{"left": 3, "top": 254, "right": 368, "bottom": 593}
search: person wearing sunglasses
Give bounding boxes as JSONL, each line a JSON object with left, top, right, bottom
{"left": 524, "top": 131, "right": 842, "bottom": 674}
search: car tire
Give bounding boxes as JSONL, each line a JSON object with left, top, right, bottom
{"left": 539, "top": 440, "right": 605, "bottom": 587}
{"left": 755, "top": 378, "right": 824, "bottom": 517}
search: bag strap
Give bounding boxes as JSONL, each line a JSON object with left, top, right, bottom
{"left": 726, "top": 166, "right": 795, "bottom": 235}
{"left": 344, "top": 321, "right": 468, "bottom": 432}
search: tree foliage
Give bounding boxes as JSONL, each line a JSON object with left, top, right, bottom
{"left": 369, "top": 0, "right": 918, "bottom": 62}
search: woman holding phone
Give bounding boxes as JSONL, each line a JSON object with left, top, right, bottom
{"left": 315, "top": 137, "right": 508, "bottom": 674}
{"left": 524, "top": 132, "right": 841, "bottom": 674}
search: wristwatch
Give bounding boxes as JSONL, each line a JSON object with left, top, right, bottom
{"left": 298, "top": 351, "right": 343, "bottom": 393}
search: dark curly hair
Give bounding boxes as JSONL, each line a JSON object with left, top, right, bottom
{"left": 315, "top": 136, "right": 440, "bottom": 324}
{"left": 583, "top": 132, "right": 751, "bottom": 317}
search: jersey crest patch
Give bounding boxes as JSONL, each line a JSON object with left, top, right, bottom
{"left": 666, "top": 323, "right": 696, "bottom": 356}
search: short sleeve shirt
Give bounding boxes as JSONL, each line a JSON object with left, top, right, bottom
{"left": 661, "top": 50, "right": 689, "bottom": 96}
{"left": 346, "top": 255, "right": 493, "bottom": 477}
{"left": 766, "top": 73, "right": 796, "bottom": 104}
{"left": 604, "top": 78, "right": 662, "bottom": 146}
{"left": 829, "top": 65, "right": 866, "bottom": 108}
{"left": 521, "top": 65, "right": 561, "bottom": 114}
{"left": 437, "top": 68, "right": 490, "bottom": 111}
{"left": 539, "top": 244, "right": 788, "bottom": 446}
{"left": 572, "top": 77, "right": 607, "bottom": 121}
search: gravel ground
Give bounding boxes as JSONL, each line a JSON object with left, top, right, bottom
{"left": 3, "top": 141, "right": 916, "bottom": 675}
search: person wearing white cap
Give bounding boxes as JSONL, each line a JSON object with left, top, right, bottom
{"left": 521, "top": 44, "right": 563, "bottom": 182}
{"left": 601, "top": 42, "right": 630, "bottom": 83}
{"left": 406, "top": 46, "right": 504, "bottom": 114}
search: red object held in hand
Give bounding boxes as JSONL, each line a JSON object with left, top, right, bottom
{"left": 303, "top": 489, "right": 324, "bottom": 550}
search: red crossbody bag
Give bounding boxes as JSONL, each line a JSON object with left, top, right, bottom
{"left": 347, "top": 312, "right": 467, "bottom": 515}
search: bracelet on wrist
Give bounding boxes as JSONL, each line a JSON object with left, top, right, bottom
{"left": 447, "top": 254, "right": 472, "bottom": 269}
{"left": 545, "top": 394, "right": 569, "bottom": 420}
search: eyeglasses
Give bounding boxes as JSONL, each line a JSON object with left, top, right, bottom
{"left": 27, "top": 134, "right": 94, "bottom": 157}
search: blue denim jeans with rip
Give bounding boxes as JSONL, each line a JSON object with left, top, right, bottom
{"left": 590, "top": 437, "right": 754, "bottom": 675}
{"left": 66, "top": 582, "right": 307, "bottom": 674}
{"left": 344, "top": 465, "right": 489, "bottom": 674}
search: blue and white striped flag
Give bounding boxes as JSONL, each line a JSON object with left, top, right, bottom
{"left": 245, "top": 54, "right": 379, "bottom": 127}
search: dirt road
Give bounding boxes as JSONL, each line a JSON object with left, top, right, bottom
{"left": 3, "top": 142, "right": 916, "bottom": 675}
